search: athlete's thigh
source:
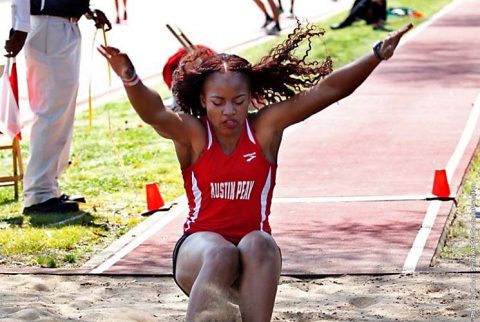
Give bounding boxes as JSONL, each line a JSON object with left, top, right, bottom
{"left": 175, "top": 232, "right": 235, "bottom": 294}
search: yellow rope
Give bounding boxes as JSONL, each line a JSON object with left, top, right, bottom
{"left": 88, "top": 28, "right": 111, "bottom": 128}
{"left": 88, "top": 29, "right": 98, "bottom": 129}
{"left": 102, "top": 28, "right": 112, "bottom": 87}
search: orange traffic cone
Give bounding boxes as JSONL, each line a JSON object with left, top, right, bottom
{"left": 432, "top": 169, "right": 450, "bottom": 198}
{"left": 145, "top": 182, "right": 165, "bottom": 211}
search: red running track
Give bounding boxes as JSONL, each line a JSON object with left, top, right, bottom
{"left": 94, "top": 0, "right": 480, "bottom": 276}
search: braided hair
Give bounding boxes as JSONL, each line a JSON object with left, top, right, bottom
{"left": 172, "top": 22, "right": 333, "bottom": 117}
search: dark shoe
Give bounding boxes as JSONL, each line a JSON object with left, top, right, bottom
{"left": 115, "top": 16, "right": 121, "bottom": 24}
{"left": 262, "top": 16, "right": 273, "bottom": 28}
{"left": 266, "top": 24, "right": 281, "bottom": 35}
{"left": 123, "top": 10, "right": 128, "bottom": 20}
{"left": 23, "top": 197, "right": 79, "bottom": 215}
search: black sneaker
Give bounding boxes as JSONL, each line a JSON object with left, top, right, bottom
{"left": 23, "top": 197, "right": 79, "bottom": 215}
{"left": 266, "top": 23, "right": 281, "bottom": 35}
{"left": 262, "top": 16, "right": 273, "bottom": 28}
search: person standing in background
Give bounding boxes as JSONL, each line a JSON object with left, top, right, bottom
{"left": 277, "top": 0, "right": 295, "bottom": 17}
{"left": 252, "top": 0, "right": 281, "bottom": 35}
{"left": 114, "top": 0, "right": 128, "bottom": 24}
{"left": 4, "top": 0, "right": 111, "bottom": 215}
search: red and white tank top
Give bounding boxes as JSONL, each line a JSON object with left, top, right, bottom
{"left": 182, "top": 118, "right": 277, "bottom": 244}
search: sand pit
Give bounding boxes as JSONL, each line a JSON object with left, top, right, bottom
{"left": 0, "top": 273, "right": 477, "bottom": 321}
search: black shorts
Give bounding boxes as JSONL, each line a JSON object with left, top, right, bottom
{"left": 171, "top": 232, "right": 283, "bottom": 297}
{"left": 172, "top": 233, "right": 191, "bottom": 297}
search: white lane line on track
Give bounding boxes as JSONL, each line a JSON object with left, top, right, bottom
{"left": 274, "top": 195, "right": 437, "bottom": 203}
{"left": 89, "top": 198, "right": 187, "bottom": 274}
{"left": 403, "top": 92, "right": 480, "bottom": 273}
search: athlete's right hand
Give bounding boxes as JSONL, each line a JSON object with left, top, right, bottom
{"left": 97, "top": 45, "right": 136, "bottom": 82}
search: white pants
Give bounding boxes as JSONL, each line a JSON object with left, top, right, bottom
{"left": 23, "top": 15, "right": 81, "bottom": 207}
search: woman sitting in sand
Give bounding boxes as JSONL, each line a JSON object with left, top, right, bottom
{"left": 98, "top": 22, "right": 412, "bottom": 321}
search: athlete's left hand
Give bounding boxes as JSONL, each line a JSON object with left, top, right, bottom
{"left": 378, "top": 23, "right": 413, "bottom": 60}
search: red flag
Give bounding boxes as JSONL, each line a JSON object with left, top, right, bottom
{"left": 0, "top": 59, "right": 22, "bottom": 139}
{"left": 9, "top": 62, "right": 21, "bottom": 139}
{"left": 9, "top": 62, "right": 18, "bottom": 103}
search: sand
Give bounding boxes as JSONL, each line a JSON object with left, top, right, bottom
{"left": 0, "top": 272, "right": 478, "bottom": 321}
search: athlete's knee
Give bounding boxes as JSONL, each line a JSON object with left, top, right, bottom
{"left": 201, "top": 244, "right": 240, "bottom": 279}
{"left": 238, "top": 231, "right": 280, "bottom": 265}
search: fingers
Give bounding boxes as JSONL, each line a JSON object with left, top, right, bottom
{"left": 108, "top": 47, "right": 120, "bottom": 55}
{"left": 375, "top": 23, "right": 414, "bottom": 61}
{"left": 97, "top": 48, "right": 111, "bottom": 59}
{"left": 383, "top": 23, "right": 413, "bottom": 47}
{"left": 392, "top": 23, "right": 414, "bottom": 39}
{"left": 99, "top": 44, "right": 119, "bottom": 54}
{"left": 97, "top": 45, "right": 107, "bottom": 58}
{"left": 400, "top": 23, "right": 414, "bottom": 35}
{"left": 97, "top": 44, "right": 118, "bottom": 59}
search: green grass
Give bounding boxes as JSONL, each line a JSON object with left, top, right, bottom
{"left": 241, "top": 0, "right": 451, "bottom": 66}
{"left": 0, "top": 0, "right": 453, "bottom": 268}
{"left": 440, "top": 147, "right": 480, "bottom": 265}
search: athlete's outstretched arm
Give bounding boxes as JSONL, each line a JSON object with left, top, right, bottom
{"left": 98, "top": 45, "right": 201, "bottom": 144}
{"left": 260, "top": 23, "right": 413, "bottom": 131}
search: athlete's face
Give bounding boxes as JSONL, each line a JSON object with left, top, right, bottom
{"left": 201, "top": 71, "right": 251, "bottom": 136}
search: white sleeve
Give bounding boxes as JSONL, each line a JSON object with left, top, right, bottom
{"left": 12, "top": 0, "right": 31, "bottom": 32}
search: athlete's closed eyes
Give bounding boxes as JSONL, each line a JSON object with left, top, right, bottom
{"left": 210, "top": 98, "right": 246, "bottom": 106}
